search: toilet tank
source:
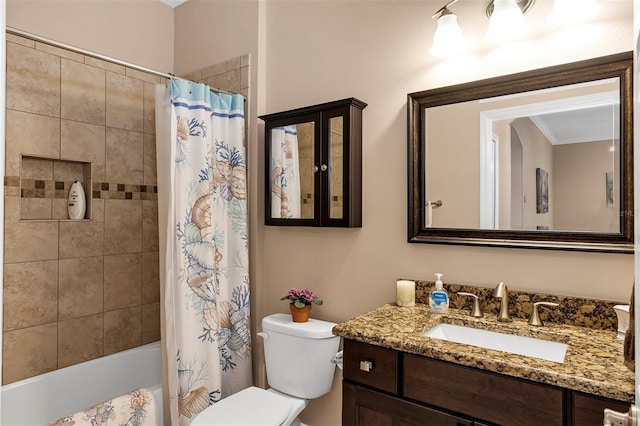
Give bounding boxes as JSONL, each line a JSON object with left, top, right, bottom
{"left": 261, "top": 313, "right": 340, "bottom": 399}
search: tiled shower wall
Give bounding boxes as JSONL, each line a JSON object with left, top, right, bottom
{"left": 2, "top": 33, "right": 164, "bottom": 385}
{"left": 2, "top": 31, "right": 251, "bottom": 385}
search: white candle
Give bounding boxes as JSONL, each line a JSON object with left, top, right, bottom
{"left": 396, "top": 280, "right": 415, "bottom": 307}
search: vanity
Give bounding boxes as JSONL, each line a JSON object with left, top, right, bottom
{"left": 333, "top": 300, "right": 634, "bottom": 426}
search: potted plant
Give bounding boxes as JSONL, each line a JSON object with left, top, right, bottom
{"left": 281, "top": 288, "right": 323, "bottom": 322}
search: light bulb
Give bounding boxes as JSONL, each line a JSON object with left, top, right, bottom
{"left": 486, "top": 0, "right": 528, "bottom": 42}
{"left": 430, "top": 10, "right": 468, "bottom": 57}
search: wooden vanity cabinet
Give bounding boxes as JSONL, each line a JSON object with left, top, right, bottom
{"left": 342, "top": 339, "right": 630, "bottom": 426}
{"left": 572, "top": 392, "right": 630, "bottom": 426}
{"left": 259, "top": 98, "right": 367, "bottom": 227}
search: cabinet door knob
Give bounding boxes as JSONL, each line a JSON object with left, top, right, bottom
{"left": 313, "top": 165, "right": 319, "bottom": 173}
{"left": 359, "top": 360, "right": 373, "bottom": 372}
{"left": 320, "top": 164, "right": 328, "bottom": 172}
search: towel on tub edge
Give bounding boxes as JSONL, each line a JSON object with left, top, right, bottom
{"left": 47, "top": 387, "right": 157, "bottom": 426}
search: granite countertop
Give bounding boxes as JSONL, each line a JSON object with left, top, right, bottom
{"left": 332, "top": 303, "right": 635, "bottom": 403}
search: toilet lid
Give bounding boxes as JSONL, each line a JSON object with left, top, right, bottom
{"left": 190, "top": 386, "right": 292, "bottom": 426}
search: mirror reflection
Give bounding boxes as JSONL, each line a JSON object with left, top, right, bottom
{"left": 270, "top": 122, "right": 315, "bottom": 219}
{"left": 329, "top": 116, "right": 344, "bottom": 219}
{"left": 425, "top": 78, "right": 620, "bottom": 233}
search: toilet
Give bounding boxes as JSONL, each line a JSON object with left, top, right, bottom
{"left": 191, "top": 313, "right": 341, "bottom": 426}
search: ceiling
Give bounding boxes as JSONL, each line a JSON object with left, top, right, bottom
{"left": 159, "top": 0, "right": 189, "bottom": 8}
{"left": 530, "top": 105, "right": 620, "bottom": 145}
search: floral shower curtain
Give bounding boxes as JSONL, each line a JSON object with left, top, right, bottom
{"left": 271, "top": 125, "right": 301, "bottom": 218}
{"left": 155, "top": 79, "right": 252, "bottom": 425}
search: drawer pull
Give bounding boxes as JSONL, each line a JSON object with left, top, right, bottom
{"left": 359, "top": 360, "right": 373, "bottom": 372}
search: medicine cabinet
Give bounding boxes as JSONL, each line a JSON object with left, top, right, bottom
{"left": 260, "top": 98, "right": 367, "bottom": 227}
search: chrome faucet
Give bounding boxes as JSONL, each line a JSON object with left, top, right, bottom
{"left": 494, "top": 282, "right": 512, "bottom": 322}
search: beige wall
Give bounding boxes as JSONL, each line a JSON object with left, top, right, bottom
{"left": 6, "top": 0, "right": 174, "bottom": 73}
{"left": 554, "top": 139, "right": 620, "bottom": 232}
{"left": 261, "top": 2, "right": 634, "bottom": 425}
{"left": 4, "top": 1, "right": 637, "bottom": 425}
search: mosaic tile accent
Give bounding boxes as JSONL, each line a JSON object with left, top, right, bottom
{"left": 6, "top": 177, "right": 158, "bottom": 202}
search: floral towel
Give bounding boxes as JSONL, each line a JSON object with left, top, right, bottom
{"left": 47, "top": 388, "right": 156, "bottom": 426}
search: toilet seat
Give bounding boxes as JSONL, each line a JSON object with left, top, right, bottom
{"left": 190, "top": 386, "right": 293, "bottom": 426}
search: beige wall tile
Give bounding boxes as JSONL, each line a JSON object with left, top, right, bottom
{"left": 6, "top": 110, "right": 60, "bottom": 176}
{"left": 142, "top": 302, "right": 160, "bottom": 344}
{"left": 210, "top": 70, "right": 240, "bottom": 93}
{"left": 59, "top": 199, "right": 105, "bottom": 258}
{"left": 142, "top": 251, "right": 160, "bottom": 304}
{"left": 21, "top": 157, "right": 54, "bottom": 180}
{"left": 225, "top": 57, "right": 242, "bottom": 71}
{"left": 6, "top": 42, "right": 61, "bottom": 117}
{"left": 84, "top": 56, "right": 126, "bottom": 75}
{"left": 240, "top": 54, "right": 249, "bottom": 68}
{"left": 126, "top": 68, "right": 162, "bottom": 85}
{"left": 58, "top": 314, "right": 104, "bottom": 368}
{"left": 104, "top": 253, "right": 142, "bottom": 311}
{"left": 53, "top": 159, "right": 84, "bottom": 182}
{"left": 143, "top": 82, "right": 157, "bottom": 135}
{"left": 106, "top": 128, "right": 143, "bottom": 184}
{"left": 37, "top": 42, "right": 84, "bottom": 63}
{"left": 106, "top": 72, "right": 144, "bottom": 132}
{"left": 182, "top": 69, "right": 202, "bottom": 82}
{"left": 104, "top": 200, "right": 142, "bottom": 254}
{"left": 241, "top": 66, "right": 249, "bottom": 91}
{"left": 104, "top": 306, "right": 142, "bottom": 355}
{"left": 21, "top": 198, "right": 52, "bottom": 220}
{"left": 201, "top": 62, "right": 226, "bottom": 80}
{"left": 7, "top": 35, "right": 35, "bottom": 48}
{"left": 5, "top": 196, "right": 59, "bottom": 263}
{"left": 52, "top": 199, "right": 69, "bottom": 220}
{"left": 59, "top": 257, "right": 104, "bottom": 320}
{"left": 61, "top": 59, "right": 106, "bottom": 125}
{"left": 3, "top": 260, "right": 58, "bottom": 331}
{"left": 142, "top": 200, "right": 159, "bottom": 252}
{"left": 3, "top": 323, "right": 57, "bottom": 385}
{"left": 61, "top": 120, "right": 106, "bottom": 182}
{"left": 143, "top": 133, "right": 157, "bottom": 186}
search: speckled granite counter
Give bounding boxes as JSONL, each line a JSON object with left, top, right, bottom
{"left": 332, "top": 304, "right": 635, "bottom": 403}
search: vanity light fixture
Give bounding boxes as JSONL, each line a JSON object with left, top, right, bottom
{"left": 429, "top": 3, "right": 468, "bottom": 57}
{"left": 485, "top": 0, "right": 530, "bottom": 42}
{"left": 429, "top": 0, "right": 602, "bottom": 57}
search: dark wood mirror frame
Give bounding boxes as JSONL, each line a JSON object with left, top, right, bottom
{"left": 408, "top": 52, "right": 633, "bottom": 253}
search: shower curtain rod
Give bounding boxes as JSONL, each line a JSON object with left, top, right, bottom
{"left": 6, "top": 27, "right": 241, "bottom": 97}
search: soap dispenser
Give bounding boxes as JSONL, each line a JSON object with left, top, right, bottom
{"left": 429, "top": 273, "right": 449, "bottom": 314}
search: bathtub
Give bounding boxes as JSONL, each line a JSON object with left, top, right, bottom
{"left": 1, "top": 341, "right": 163, "bottom": 426}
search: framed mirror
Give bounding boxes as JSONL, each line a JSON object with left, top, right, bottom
{"left": 408, "top": 52, "right": 633, "bottom": 252}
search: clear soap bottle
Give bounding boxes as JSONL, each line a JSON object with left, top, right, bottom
{"left": 429, "top": 273, "right": 449, "bottom": 314}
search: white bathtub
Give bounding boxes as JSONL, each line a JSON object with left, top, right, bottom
{"left": 1, "top": 342, "right": 163, "bottom": 426}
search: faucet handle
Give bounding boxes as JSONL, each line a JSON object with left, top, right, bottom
{"left": 529, "top": 301, "right": 559, "bottom": 327}
{"left": 458, "top": 292, "right": 483, "bottom": 318}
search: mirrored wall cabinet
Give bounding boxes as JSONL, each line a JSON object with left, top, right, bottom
{"left": 260, "top": 98, "right": 367, "bottom": 227}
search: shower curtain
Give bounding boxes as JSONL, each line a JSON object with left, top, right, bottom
{"left": 271, "top": 125, "right": 301, "bottom": 218}
{"left": 155, "top": 79, "right": 252, "bottom": 425}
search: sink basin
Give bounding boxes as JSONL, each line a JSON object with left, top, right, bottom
{"left": 424, "top": 323, "right": 568, "bottom": 363}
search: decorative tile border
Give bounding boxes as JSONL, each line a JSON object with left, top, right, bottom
{"left": 5, "top": 177, "right": 158, "bottom": 201}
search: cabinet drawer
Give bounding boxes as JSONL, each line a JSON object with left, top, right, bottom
{"left": 343, "top": 381, "right": 473, "bottom": 426}
{"left": 403, "top": 354, "right": 563, "bottom": 426}
{"left": 572, "top": 392, "right": 630, "bottom": 426}
{"left": 343, "top": 339, "right": 398, "bottom": 394}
